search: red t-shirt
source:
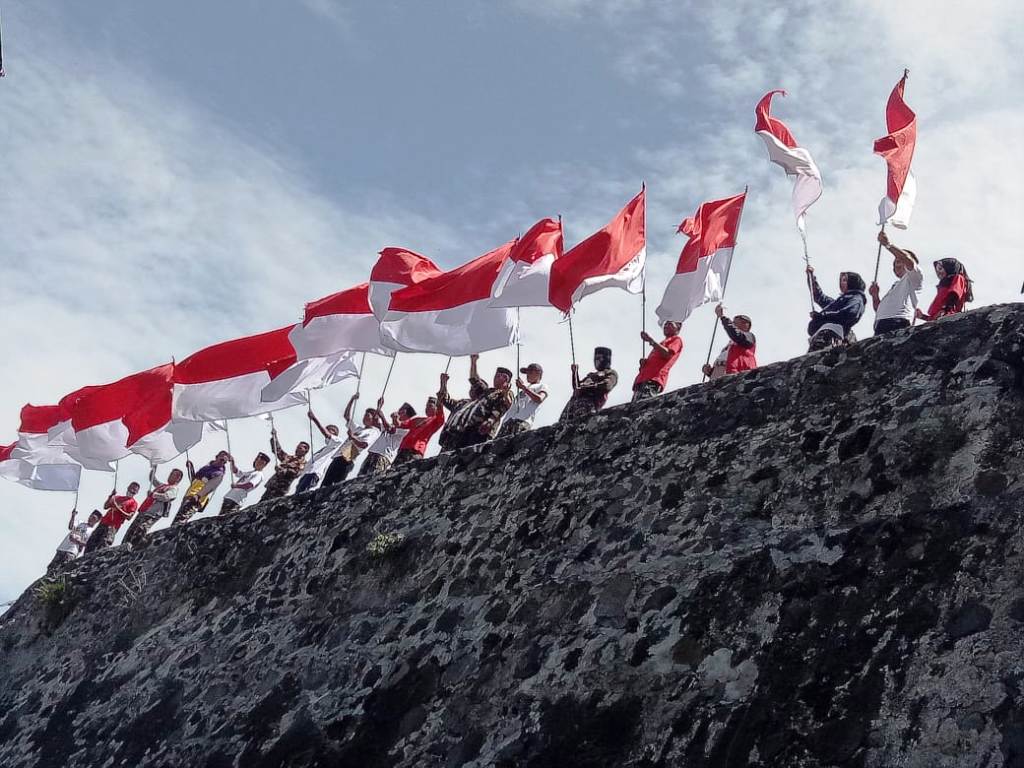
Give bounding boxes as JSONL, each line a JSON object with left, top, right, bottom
{"left": 100, "top": 495, "right": 138, "bottom": 530}
{"left": 399, "top": 409, "right": 446, "bottom": 455}
{"left": 634, "top": 335, "right": 683, "bottom": 390}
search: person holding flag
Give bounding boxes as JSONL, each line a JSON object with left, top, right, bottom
{"left": 47, "top": 509, "right": 102, "bottom": 572}
{"left": 805, "top": 267, "right": 867, "bottom": 351}
{"left": 561, "top": 347, "right": 618, "bottom": 421}
{"left": 261, "top": 430, "right": 309, "bottom": 500}
{"left": 84, "top": 483, "right": 141, "bottom": 552}
{"left": 918, "top": 259, "right": 974, "bottom": 322}
{"left": 173, "top": 452, "right": 231, "bottom": 525}
{"left": 122, "top": 466, "right": 185, "bottom": 547}
{"left": 321, "top": 394, "right": 380, "bottom": 487}
{"left": 702, "top": 305, "right": 757, "bottom": 380}
{"left": 870, "top": 231, "right": 923, "bottom": 334}
{"left": 633, "top": 322, "right": 683, "bottom": 401}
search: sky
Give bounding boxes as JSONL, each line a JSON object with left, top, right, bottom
{"left": 1, "top": 0, "right": 1022, "bottom": 604}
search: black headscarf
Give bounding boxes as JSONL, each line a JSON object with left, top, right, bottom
{"left": 934, "top": 258, "right": 974, "bottom": 303}
{"left": 841, "top": 271, "right": 866, "bottom": 294}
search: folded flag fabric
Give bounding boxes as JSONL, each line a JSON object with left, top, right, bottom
{"left": 368, "top": 248, "right": 442, "bottom": 321}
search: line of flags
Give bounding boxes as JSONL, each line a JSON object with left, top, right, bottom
{"left": 1, "top": 74, "right": 917, "bottom": 495}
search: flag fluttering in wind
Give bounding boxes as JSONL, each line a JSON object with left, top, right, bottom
{"left": 548, "top": 188, "right": 646, "bottom": 313}
{"left": 490, "top": 217, "right": 564, "bottom": 308}
{"left": 289, "top": 283, "right": 394, "bottom": 360}
{"left": 172, "top": 327, "right": 305, "bottom": 421}
{"left": 874, "top": 71, "right": 917, "bottom": 229}
{"left": 380, "top": 242, "right": 519, "bottom": 355}
{"left": 260, "top": 351, "right": 359, "bottom": 403}
{"left": 69, "top": 364, "right": 202, "bottom": 465}
{"left": 656, "top": 191, "right": 747, "bottom": 325}
{"left": 754, "top": 91, "right": 823, "bottom": 233}
{"left": 8, "top": 406, "right": 91, "bottom": 486}
{"left": 0, "top": 440, "right": 81, "bottom": 491}
{"left": 368, "top": 248, "right": 442, "bottom": 321}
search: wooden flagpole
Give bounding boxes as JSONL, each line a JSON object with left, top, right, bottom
{"left": 703, "top": 186, "right": 749, "bottom": 379}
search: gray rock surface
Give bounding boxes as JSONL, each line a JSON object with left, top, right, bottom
{"left": 2, "top": 304, "right": 1024, "bottom": 767}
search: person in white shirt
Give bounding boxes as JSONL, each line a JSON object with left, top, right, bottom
{"left": 358, "top": 398, "right": 415, "bottom": 477}
{"left": 498, "top": 363, "right": 549, "bottom": 438}
{"left": 122, "top": 466, "right": 185, "bottom": 547}
{"left": 322, "top": 394, "right": 382, "bottom": 487}
{"left": 47, "top": 508, "right": 101, "bottom": 573}
{"left": 295, "top": 409, "right": 345, "bottom": 494}
{"left": 221, "top": 453, "right": 270, "bottom": 514}
{"left": 870, "top": 230, "right": 923, "bottom": 335}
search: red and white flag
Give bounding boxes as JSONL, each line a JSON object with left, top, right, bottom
{"left": 172, "top": 327, "right": 305, "bottom": 421}
{"left": 656, "top": 191, "right": 747, "bottom": 325}
{"left": 368, "top": 248, "right": 442, "bottom": 320}
{"left": 490, "top": 217, "right": 564, "bottom": 308}
{"left": 260, "top": 350, "right": 359, "bottom": 404}
{"left": 874, "top": 72, "right": 917, "bottom": 229}
{"left": 548, "top": 188, "right": 646, "bottom": 313}
{"left": 8, "top": 405, "right": 92, "bottom": 485}
{"left": 0, "top": 441, "right": 81, "bottom": 491}
{"left": 289, "top": 282, "right": 394, "bottom": 360}
{"left": 754, "top": 90, "right": 823, "bottom": 233}
{"left": 381, "top": 242, "right": 519, "bottom": 355}
{"left": 70, "top": 364, "right": 202, "bottom": 465}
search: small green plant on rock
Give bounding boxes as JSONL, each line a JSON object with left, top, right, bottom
{"left": 367, "top": 532, "right": 406, "bottom": 559}
{"left": 34, "top": 577, "right": 74, "bottom": 629}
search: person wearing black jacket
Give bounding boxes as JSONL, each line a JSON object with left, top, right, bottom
{"left": 805, "top": 266, "right": 867, "bottom": 351}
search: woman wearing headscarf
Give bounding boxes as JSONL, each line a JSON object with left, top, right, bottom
{"left": 916, "top": 258, "right": 973, "bottom": 321}
{"left": 805, "top": 266, "right": 867, "bottom": 351}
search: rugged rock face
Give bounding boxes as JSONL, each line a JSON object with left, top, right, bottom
{"left": 2, "top": 305, "right": 1024, "bottom": 768}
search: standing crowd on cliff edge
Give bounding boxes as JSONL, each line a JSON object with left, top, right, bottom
{"left": 46, "top": 225, "right": 976, "bottom": 574}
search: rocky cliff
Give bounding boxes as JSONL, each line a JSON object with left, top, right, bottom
{"left": 2, "top": 305, "right": 1024, "bottom": 768}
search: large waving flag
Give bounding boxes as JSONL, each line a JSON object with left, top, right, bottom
{"left": 656, "top": 191, "right": 747, "bottom": 325}
{"left": 0, "top": 440, "right": 82, "bottom": 491}
{"left": 172, "top": 327, "right": 305, "bottom": 421}
{"left": 368, "top": 248, "right": 442, "bottom": 321}
{"left": 70, "top": 364, "right": 202, "bottom": 465}
{"left": 380, "top": 242, "right": 519, "bottom": 355}
{"left": 289, "top": 283, "right": 393, "bottom": 360}
{"left": 755, "top": 90, "right": 823, "bottom": 233}
{"left": 490, "top": 218, "right": 564, "bottom": 308}
{"left": 548, "top": 188, "right": 646, "bottom": 313}
{"left": 874, "top": 71, "right": 917, "bottom": 229}
{"left": 14, "top": 404, "right": 111, "bottom": 473}
{"left": 260, "top": 351, "right": 359, "bottom": 404}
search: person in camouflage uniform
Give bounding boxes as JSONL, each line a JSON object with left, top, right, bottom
{"left": 560, "top": 346, "right": 618, "bottom": 421}
{"left": 260, "top": 429, "right": 310, "bottom": 500}
{"left": 438, "top": 354, "right": 489, "bottom": 452}
{"left": 441, "top": 362, "right": 515, "bottom": 450}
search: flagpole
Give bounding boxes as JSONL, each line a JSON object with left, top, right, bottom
{"left": 223, "top": 419, "right": 233, "bottom": 460}
{"left": 72, "top": 485, "right": 80, "bottom": 511}
{"left": 800, "top": 230, "right": 815, "bottom": 311}
{"left": 559, "top": 213, "right": 577, "bottom": 366}
{"left": 516, "top": 307, "right": 522, "bottom": 373}
{"left": 268, "top": 412, "right": 279, "bottom": 470}
{"left": 872, "top": 223, "right": 886, "bottom": 286}
{"left": 380, "top": 354, "right": 398, "bottom": 399}
{"left": 112, "top": 460, "right": 119, "bottom": 492}
{"left": 352, "top": 352, "right": 367, "bottom": 411}
{"left": 305, "top": 390, "right": 315, "bottom": 448}
{"left": 703, "top": 185, "right": 749, "bottom": 380}
{"left": 641, "top": 181, "right": 647, "bottom": 365}
{"left": 444, "top": 356, "right": 453, "bottom": 375}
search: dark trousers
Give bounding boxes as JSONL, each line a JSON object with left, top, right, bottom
{"left": 358, "top": 453, "right": 391, "bottom": 477}
{"left": 322, "top": 457, "right": 354, "bottom": 487}
{"left": 497, "top": 419, "right": 531, "bottom": 438}
{"left": 122, "top": 514, "right": 159, "bottom": 548}
{"left": 84, "top": 523, "right": 116, "bottom": 553}
{"left": 874, "top": 317, "right": 911, "bottom": 334}
{"left": 220, "top": 498, "right": 241, "bottom": 515}
{"left": 295, "top": 473, "right": 319, "bottom": 494}
{"left": 393, "top": 448, "right": 423, "bottom": 466}
{"left": 632, "top": 381, "right": 663, "bottom": 402}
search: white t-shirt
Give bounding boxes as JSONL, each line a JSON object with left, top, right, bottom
{"left": 224, "top": 469, "right": 265, "bottom": 505}
{"left": 302, "top": 436, "right": 344, "bottom": 477}
{"left": 343, "top": 419, "right": 380, "bottom": 457}
{"left": 367, "top": 427, "right": 408, "bottom": 463}
{"left": 57, "top": 522, "right": 94, "bottom": 555}
{"left": 502, "top": 382, "right": 549, "bottom": 427}
{"left": 876, "top": 267, "right": 923, "bottom": 323}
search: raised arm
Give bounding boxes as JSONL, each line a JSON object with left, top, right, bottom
{"left": 343, "top": 393, "right": 357, "bottom": 422}
{"left": 720, "top": 317, "right": 754, "bottom": 348}
{"left": 515, "top": 379, "right": 547, "bottom": 403}
{"left": 640, "top": 331, "right": 672, "bottom": 358}
{"left": 806, "top": 266, "right": 833, "bottom": 309}
{"left": 307, "top": 409, "right": 330, "bottom": 440}
{"left": 270, "top": 430, "right": 288, "bottom": 462}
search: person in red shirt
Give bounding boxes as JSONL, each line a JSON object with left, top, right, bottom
{"left": 702, "top": 304, "right": 757, "bottom": 379}
{"left": 394, "top": 391, "right": 446, "bottom": 466}
{"left": 83, "top": 482, "right": 141, "bottom": 553}
{"left": 633, "top": 321, "right": 683, "bottom": 401}
{"left": 917, "top": 258, "right": 973, "bottom": 321}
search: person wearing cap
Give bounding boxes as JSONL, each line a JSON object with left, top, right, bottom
{"left": 702, "top": 305, "right": 757, "bottom": 379}
{"left": 633, "top": 321, "right": 683, "bottom": 401}
{"left": 805, "top": 266, "right": 867, "bottom": 351}
{"left": 438, "top": 354, "right": 489, "bottom": 451}
{"left": 359, "top": 399, "right": 417, "bottom": 476}
{"left": 560, "top": 347, "right": 618, "bottom": 421}
{"left": 498, "top": 362, "right": 549, "bottom": 437}
{"left": 917, "top": 257, "right": 974, "bottom": 322}
{"left": 442, "top": 363, "right": 515, "bottom": 450}
{"left": 394, "top": 392, "right": 446, "bottom": 466}
{"left": 870, "top": 230, "right": 924, "bottom": 334}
